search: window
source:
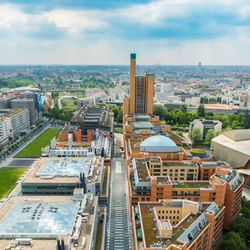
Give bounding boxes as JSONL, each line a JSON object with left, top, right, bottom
{"left": 175, "top": 169, "right": 178, "bottom": 172}
{"left": 188, "top": 233, "right": 193, "bottom": 240}
{"left": 181, "top": 169, "right": 185, "bottom": 172}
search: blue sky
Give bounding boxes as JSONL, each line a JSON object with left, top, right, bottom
{"left": 0, "top": 0, "right": 250, "bottom": 65}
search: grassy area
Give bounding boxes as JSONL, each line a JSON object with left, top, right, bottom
{"left": 192, "top": 142, "right": 210, "bottom": 151}
{"left": 175, "top": 182, "right": 210, "bottom": 188}
{"left": 15, "top": 128, "right": 61, "bottom": 157}
{"left": 102, "top": 167, "right": 108, "bottom": 195}
{"left": 95, "top": 216, "right": 104, "bottom": 250}
{"left": 61, "top": 97, "right": 77, "bottom": 111}
{"left": 0, "top": 167, "right": 27, "bottom": 199}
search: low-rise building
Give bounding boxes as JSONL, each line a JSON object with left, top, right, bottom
{"left": 0, "top": 194, "right": 98, "bottom": 250}
{"left": 22, "top": 157, "right": 104, "bottom": 196}
{"left": 189, "top": 119, "right": 222, "bottom": 139}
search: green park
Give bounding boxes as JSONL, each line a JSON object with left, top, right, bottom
{"left": 0, "top": 167, "right": 27, "bottom": 199}
{"left": 15, "top": 128, "right": 61, "bottom": 157}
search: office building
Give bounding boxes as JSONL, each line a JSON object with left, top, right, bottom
{"left": 123, "top": 53, "right": 154, "bottom": 115}
{"left": 0, "top": 194, "right": 98, "bottom": 250}
{"left": 0, "top": 109, "right": 30, "bottom": 139}
{"left": 22, "top": 157, "right": 104, "bottom": 196}
{"left": 0, "top": 117, "right": 8, "bottom": 147}
{"left": 10, "top": 98, "right": 38, "bottom": 125}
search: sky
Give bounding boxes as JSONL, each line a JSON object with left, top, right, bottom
{"left": 0, "top": 0, "right": 250, "bottom": 65}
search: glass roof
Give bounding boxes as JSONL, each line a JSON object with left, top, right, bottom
{"left": 0, "top": 201, "right": 78, "bottom": 236}
{"left": 36, "top": 158, "right": 91, "bottom": 177}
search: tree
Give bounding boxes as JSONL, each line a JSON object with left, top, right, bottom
{"left": 229, "top": 216, "right": 250, "bottom": 240}
{"left": 205, "top": 129, "right": 215, "bottom": 143}
{"left": 191, "top": 128, "right": 202, "bottom": 143}
{"left": 221, "top": 232, "right": 246, "bottom": 250}
{"left": 197, "top": 104, "right": 205, "bottom": 117}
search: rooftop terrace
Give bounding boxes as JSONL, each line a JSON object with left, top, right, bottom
{"left": 140, "top": 203, "right": 202, "bottom": 248}
{"left": 173, "top": 182, "right": 210, "bottom": 189}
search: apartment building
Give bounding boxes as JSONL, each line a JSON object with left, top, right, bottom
{"left": 132, "top": 199, "right": 225, "bottom": 250}
{"left": 129, "top": 157, "right": 243, "bottom": 230}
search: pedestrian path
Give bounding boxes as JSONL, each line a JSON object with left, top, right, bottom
{"left": 105, "top": 158, "right": 132, "bottom": 250}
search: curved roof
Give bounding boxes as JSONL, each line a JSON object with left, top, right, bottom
{"left": 140, "top": 135, "right": 177, "bottom": 147}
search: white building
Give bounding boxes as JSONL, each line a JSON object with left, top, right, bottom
{"left": 0, "top": 109, "right": 30, "bottom": 139}
{"left": 0, "top": 117, "right": 8, "bottom": 147}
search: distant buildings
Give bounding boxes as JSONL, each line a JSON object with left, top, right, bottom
{"left": 0, "top": 90, "right": 42, "bottom": 125}
{"left": 189, "top": 119, "right": 222, "bottom": 139}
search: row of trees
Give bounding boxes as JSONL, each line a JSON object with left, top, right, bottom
{"left": 221, "top": 197, "right": 250, "bottom": 249}
{"left": 153, "top": 104, "right": 250, "bottom": 130}
{"left": 43, "top": 103, "right": 74, "bottom": 120}
{"left": 0, "top": 77, "right": 33, "bottom": 88}
{"left": 108, "top": 105, "right": 123, "bottom": 124}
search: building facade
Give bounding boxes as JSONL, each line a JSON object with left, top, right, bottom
{"left": 123, "top": 53, "right": 154, "bottom": 115}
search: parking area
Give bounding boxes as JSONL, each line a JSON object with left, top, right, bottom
{"left": 7, "top": 159, "right": 36, "bottom": 167}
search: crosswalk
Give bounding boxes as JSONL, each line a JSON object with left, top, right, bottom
{"left": 106, "top": 159, "right": 132, "bottom": 250}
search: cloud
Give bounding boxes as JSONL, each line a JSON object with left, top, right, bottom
{"left": 0, "top": 0, "right": 250, "bottom": 64}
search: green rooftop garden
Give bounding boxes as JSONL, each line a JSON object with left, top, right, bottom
{"left": 174, "top": 182, "right": 210, "bottom": 188}
{"left": 136, "top": 160, "right": 150, "bottom": 182}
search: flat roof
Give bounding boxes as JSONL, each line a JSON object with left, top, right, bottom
{"left": 0, "top": 195, "right": 97, "bottom": 250}
{"left": 0, "top": 201, "right": 77, "bottom": 236}
{"left": 23, "top": 157, "right": 92, "bottom": 184}
{"left": 212, "top": 134, "right": 250, "bottom": 156}
{"left": 36, "top": 158, "right": 91, "bottom": 177}
{"left": 0, "top": 108, "right": 26, "bottom": 117}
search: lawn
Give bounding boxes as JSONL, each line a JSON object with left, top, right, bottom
{"left": 61, "top": 97, "right": 77, "bottom": 111}
{"left": 0, "top": 167, "right": 27, "bottom": 199}
{"left": 15, "top": 128, "right": 61, "bottom": 157}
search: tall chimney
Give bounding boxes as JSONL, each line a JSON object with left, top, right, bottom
{"left": 129, "top": 53, "right": 136, "bottom": 113}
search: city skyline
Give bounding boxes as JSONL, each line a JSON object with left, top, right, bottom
{"left": 0, "top": 0, "right": 250, "bottom": 65}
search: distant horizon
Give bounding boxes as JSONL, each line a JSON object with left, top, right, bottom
{"left": 1, "top": 64, "right": 250, "bottom": 67}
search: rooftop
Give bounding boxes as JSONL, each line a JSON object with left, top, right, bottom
{"left": 0, "top": 195, "right": 97, "bottom": 250}
{"left": 140, "top": 135, "right": 178, "bottom": 150}
{"left": 23, "top": 157, "right": 102, "bottom": 184}
{"left": 173, "top": 182, "right": 210, "bottom": 189}
{"left": 139, "top": 201, "right": 204, "bottom": 248}
{"left": 0, "top": 108, "right": 26, "bottom": 117}
{"left": 135, "top": 159, "right": 150, "bottom": 182}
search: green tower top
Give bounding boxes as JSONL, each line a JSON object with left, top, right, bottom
{"left": 130, "top": 53, "right": 136, "bottom": 60}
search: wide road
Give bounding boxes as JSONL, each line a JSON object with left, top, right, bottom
{"left": 105, "top": 157, "right": 132, "bottom": 250}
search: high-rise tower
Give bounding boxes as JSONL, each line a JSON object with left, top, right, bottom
{"left": 123, "top": 53, "right": 154, "bottom": 116}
